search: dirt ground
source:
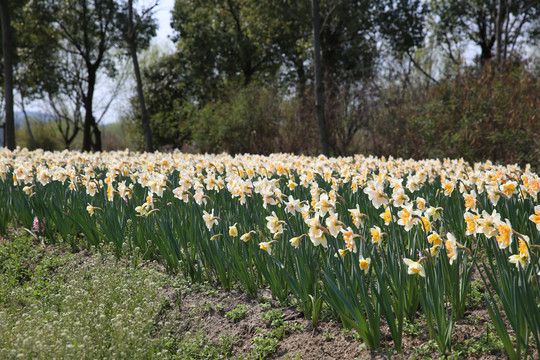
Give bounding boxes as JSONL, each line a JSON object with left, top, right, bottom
{"left": 160, "top": 283, "right": 514, "bottom": 359}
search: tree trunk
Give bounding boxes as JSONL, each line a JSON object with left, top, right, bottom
{"left": 20, "top": 93, "right": 37, "bottom": 150}
{"left": 0, "top": 0, "right": 15, "bottom": 150}
{"left": 495, "top": 0, "right": 502, "bottom": 67}
{"left": 92, "top": 122, "right": 101, "bottom": 151}
{"left": 82, "top": 107, "right": 93, "bottom": 151}
{"left": 129, "top": 0, "right": 153, "bottom": 152}
{"left": 82, "top": 67, "right": 100, "bottom": 151}
{"left": 311, "top": 0, "right": 329, "bottom": 156}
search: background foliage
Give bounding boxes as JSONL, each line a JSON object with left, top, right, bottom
{"left": 1, "top": 0, "right": 540, "bottom": 168}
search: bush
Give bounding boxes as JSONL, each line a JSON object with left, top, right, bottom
{"left": 191, "top": 84, "right": 319, "bottom": 155}
{"left": 366, "top": 63, "right": 540, "bottom": 169}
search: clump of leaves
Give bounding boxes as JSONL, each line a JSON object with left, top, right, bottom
{"left": 225, "top": 304, "right": 251, "bottom": 322}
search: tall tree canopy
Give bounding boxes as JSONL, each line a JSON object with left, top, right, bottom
{"left": 171, "top": 0, "right": 284, "bottom": 99}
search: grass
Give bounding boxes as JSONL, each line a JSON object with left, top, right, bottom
{"left": 0, "top": 228, "right": 183, "bottom": 359}
{"left": 0, "top": 226, "right": 299, "bottom": 360}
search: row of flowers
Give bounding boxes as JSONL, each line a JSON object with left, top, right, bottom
{"left": 1, "top": 147, "right": 539, "bottom": 357}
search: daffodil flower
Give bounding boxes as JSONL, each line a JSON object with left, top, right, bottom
{"left": 463, "top": 191, "right": 477, "bottom": 210}
{"left": 86, "top": 181, "right": 98, "bottom": 196}
{"left": 359, "top": 257, "right": 371, "bottom": 273}
{"left": 403, "top": 258, "right": 425, "bottom": 277}
{"left": 380, "top": 207, "right": 392, "bottom": 225}
{"left": 306, "top": 214, "right": 328, "bottom": 249}
{"left": 370, "top": 226, "right": 382, "bottom": 244}
{"left": 229, "top": 224, "right": 238, "bottom": 237}
{"left": 495, "top": 219, "right": 513, "bottom": 249}
{"left": 463, "top": 211, "right": 478, "bottom": 236}
{"left": 509, "top": 239, "right": 530, "bottom": 268}
{"left": 314, "top": 193, "right": 336, "bottom": 217}
{"left": 500, "top": 181, "right": 517, "bottom": 197}
{"left": 529, "top": 205, "right": 540, "bottom": 231}
{"left": 445, "top": 233, "right": 458, "bottom": 265}
{"left": 289, "top": 234, "right": 306, "bottom": 248}
{"left": 259, "top": 240, "right": 277, "bottom": 255}
{"left": 427, "top": 232, "right": 442, "bottom": 246}
{"left": 23, "top": 185, "right": 35, "bottom": 196}
{"left": 86, "top": 204, "right": 101, "bottom": 216}
{"left": 391, "top": 187, "right": 409, "bottom": 207}
{"left": 266, "top": 211, "right": 285, "bottom": 235}
{"left": 348, "top": 204, "right": 367, "bottom": 228}
{"left": 476, "top": 209, "right": 501, "bottom": 238}
{"left": 337, "top": 249, "right": 349, "bottom": 258}
{"left": 364, "top": 181, "right": 389, "bottom": 209}
{"left": 282, "top": 194, "right": 298, "bottom": 213}
{"left": 325, "top": 214, "right": 343, "bottom": 238}
{"left": 240, "top": 231, "right": 256, "bottom": 242}
{"left": 202, "top": 209, "right": 220, "bottom": 230}
{"left": 135, "top": 205, "right": 148, "bottom": 216}
{"left": 397, "top": 204, "right": 416, "bottom": 231}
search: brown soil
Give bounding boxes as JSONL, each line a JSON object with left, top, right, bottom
{"left": 161, "top": 283, "right": 515, "bottom": 360}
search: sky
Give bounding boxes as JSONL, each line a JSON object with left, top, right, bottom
{"left": 153, "top": 0, "right": 175, "bottom": 47}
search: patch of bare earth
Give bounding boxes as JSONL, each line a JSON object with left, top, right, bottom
{"left": 158, "top": 282, "right": 516, "bottom": 359}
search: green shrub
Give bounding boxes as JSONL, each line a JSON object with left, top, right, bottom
{"left": 192, "top": 84, "right": 288, "bottom": 154}
{"left": 368, "top": 63, "right": 540, "bottom": 169}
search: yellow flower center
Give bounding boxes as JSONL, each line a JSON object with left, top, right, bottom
{"left": 465, "top": 217, "right": 476, "bottom": 233}
{"left": 428, "top": 234, "right": 442, "bottom": 246}
{"left": 401, "top": 208, "right": 410, "bottom": 223}
{"left": 529, "top": 179, "right": 539, "bottom": 193}
{"left": 359, "top": 260, "right": 369, "bottom": 270}
{"left": 382, "top": 209, "right": 392, "bottom": 223}
{"left": 496, "top": 224, "right": 511, "bottom": 247}
{"left": 464, "top": 195, "right": 475, "bottom": 208}
{"left": 421, "top": 217, "right": 431, "bottom": 231}
{"left": 503, "top": 183, "right": 516, "bottom": 196}
{"left": 445, "top": 240, "right": 455, "bottom": 259}
{"left": 371, "top": 229, "right": 381, "bottom": 243}
{"left": 518, "top": 240, "right": 529, "bottom": 257}
{"left": 444, "top": 183, "right": 453, "bottom": 195}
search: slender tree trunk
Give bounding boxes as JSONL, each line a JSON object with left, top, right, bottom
{"left": 311, "top": 0, "right": 329, "bottom": 156}
{"left": 0, "top": 0, "right": 15, "bottom": 150}
{"left": 503, "top": 3, "right": 510, "bottom": 63}
{"left": 82, "top": 104, "right": 93, "bottom": 151}
{"left": 295, "top": 59, "right": 306, "bottom": 117}
{"left": 82, "top": 68, "right": 100, "bottom": 151}
{"left": 129, "top": 0, "right": 153, "bottom": 152}
{"left": 20, "top": 93, "right": 37, "bottom": 150}
{"left": 495, "top": 0, "right": 502, "bottom": 68}
{"left": 92, "top": 122, "right": 101, "bottom": 151}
